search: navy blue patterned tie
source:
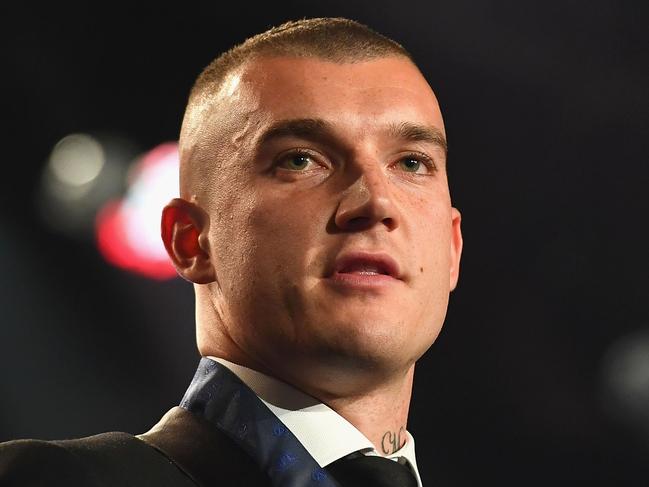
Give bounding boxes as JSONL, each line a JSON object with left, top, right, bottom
{"left": 180, "top": 358, "right": 341, "bottom": 487}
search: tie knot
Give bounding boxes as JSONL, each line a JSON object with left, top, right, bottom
{"left": 327, "top": 454, "right": 418, "bottom": 487}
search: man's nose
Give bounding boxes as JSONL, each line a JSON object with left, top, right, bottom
{"left": 333, "top": 165, "right": 399, "bottom": 232}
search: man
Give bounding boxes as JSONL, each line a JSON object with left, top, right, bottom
{"left": 0, "top": 17, "right": 462, "bottom": 487}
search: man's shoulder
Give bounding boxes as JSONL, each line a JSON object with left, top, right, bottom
{"left": 0, "top": 429, "right": 194, "bottom": 487}
{"left": 0, "top": 407, "right": 271, "bottom": 487}
{"left": 0, "top": 435, "right": 95, "bottom": 486}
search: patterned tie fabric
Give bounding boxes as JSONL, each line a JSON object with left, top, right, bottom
{"left": 326, "top": 453, "right": 418, "bottom": 487}
{"left": 181, "top": 358, "right": 342, "bottom": 487}
{"left": 181, "top": 358, "right": 417, "bottom": 487}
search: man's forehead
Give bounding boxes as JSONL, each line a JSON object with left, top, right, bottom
{"left": 235, "top": 55, "right": 434, "bottom": 97}
{"left": 213, "top": 55, "right": 444, "bottom": 135}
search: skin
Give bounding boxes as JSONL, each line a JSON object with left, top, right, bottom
{"left": 161, "top": 55, "right": 463, "bottom": 453}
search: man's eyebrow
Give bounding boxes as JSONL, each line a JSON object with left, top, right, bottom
{"left": 257, "top": 118, "right": 448, "bottom": 154}
{"left": 258, "top": 118, "right": 331, "bottom": 145}
{"left": 387, "top": 122, "right": 448, "bottom": 154}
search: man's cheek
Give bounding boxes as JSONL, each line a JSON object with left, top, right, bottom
{"left": 249, "top": 199, "right": 309, "bottom": 243}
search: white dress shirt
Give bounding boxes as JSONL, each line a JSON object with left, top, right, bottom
{"left": 210, "top": 357, "right": 423, "bottom": 487}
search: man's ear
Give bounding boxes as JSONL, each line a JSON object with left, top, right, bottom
{"left": 161, "top": 198, "right": 216, "bottom": 284}
{"left": 449, "top": 207, "right": 463, "bottom": 291}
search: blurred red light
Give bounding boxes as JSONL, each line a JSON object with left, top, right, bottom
{"left": 95, "top": 143, "right": 179, "bottom": 280}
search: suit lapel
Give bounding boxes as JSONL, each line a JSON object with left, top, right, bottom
{"left": 148, "top": 358, "right": 342, "bottom": 487}
{"left": 139, "top": 406, "right": 272, "bottom": 487}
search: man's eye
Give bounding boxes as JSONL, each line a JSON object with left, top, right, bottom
{"left": 395, "top": 154, "right": 435, "bottom": 175}
{"left": 278, "top": 152, "right": 317, "bottom": 171}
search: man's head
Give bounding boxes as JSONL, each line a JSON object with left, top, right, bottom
{"left": 162, "top": 18, "right": 462, "bottom": 396}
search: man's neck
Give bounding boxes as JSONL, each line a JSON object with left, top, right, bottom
{"left": 316, "top": 367, "right": 415, "bottom": 454}
{"left": 208, "top": 345, "right": 415, "bottom": 454}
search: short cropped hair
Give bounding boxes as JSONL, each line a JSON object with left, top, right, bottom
{"left": 188, "top": 17, "right": 413, "bottom": 108}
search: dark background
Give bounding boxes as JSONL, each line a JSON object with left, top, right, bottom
{"left": 2, "top": 2, "right": 649, "bottom": 486}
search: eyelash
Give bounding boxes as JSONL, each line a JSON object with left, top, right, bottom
{"left": 396, "top": 152, "right": 437, "bottom": 174}
{"left": 274, "top": 149, "right": 437, "bottom": 174}
{"left": 275, "top": 149, "right": 326, "bottom": 171}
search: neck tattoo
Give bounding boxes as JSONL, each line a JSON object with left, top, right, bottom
{"left": 381, "top": 426, "right": 406, "bottom": 454}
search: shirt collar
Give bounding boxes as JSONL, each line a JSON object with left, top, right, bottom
{"left": 209, "top": 357, "right": 422, "bottom": 487}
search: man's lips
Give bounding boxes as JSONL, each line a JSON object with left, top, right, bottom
{"left": 330, "top": 251, "right": 402, "bottom": 280}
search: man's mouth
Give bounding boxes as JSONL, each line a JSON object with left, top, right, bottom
{"left": 326, "top": 251, "right": 403, "bottom": 290}
{"left": 333, "top": 252, "right": 401, "bottom": 279}
{"left": 338, "top": 264, "right": 391, "bottom": 276}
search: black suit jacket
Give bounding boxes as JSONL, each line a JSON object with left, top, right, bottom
{"left": 0, "top": 407, "right": 272, "bottom": 487}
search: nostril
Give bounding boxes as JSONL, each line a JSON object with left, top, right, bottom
{"left": 333, "top": 186, "right": 398, "bottom": 232}
{"left": 345, "top": 216, "right": 372, "bottom": 231}
{"left": 338, "top": 215, "right": 396, "bottom": 232}
{"left": 382, "top": 216, "right": 397, "bottom": 231}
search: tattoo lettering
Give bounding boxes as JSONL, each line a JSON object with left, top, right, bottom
{"left": 381, "top": 426, "right": 406, "bottom": 454}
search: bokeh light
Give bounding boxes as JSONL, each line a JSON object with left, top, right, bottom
{"left": 37, "top": 133, "right": 134, "bottom": 239}
{"left": 49, "top": 134, "right": 105, "bottom": 192}
{"left": 96, "top": 142, "right": 179, "bottom": 280}
{"left": 601, "top": 328, "right": 649, "bottom": 436}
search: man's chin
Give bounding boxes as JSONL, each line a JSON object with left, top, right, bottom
{"left": 308, "top": 318, "right": 419, "bottom": 365}
{"left": 288, "top": 341, "right": 418, "bottom": 398}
